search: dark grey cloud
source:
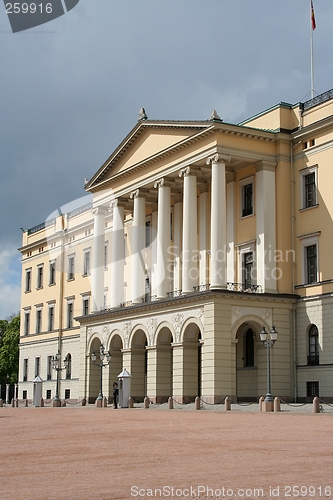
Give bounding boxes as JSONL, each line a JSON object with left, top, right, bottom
{"left": 1, "top": 0, "right": 332, "bottom": 317}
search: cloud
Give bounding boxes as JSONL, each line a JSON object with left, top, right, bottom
{"left": 0, "top": 246, "right": 21, "bottom": 319}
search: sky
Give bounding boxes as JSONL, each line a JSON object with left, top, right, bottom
{"left": 1, "top": 0, "right": 332, "bottom": 319}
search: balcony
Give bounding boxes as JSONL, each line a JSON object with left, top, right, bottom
{"left": 307, "top": 354, "right": 319, "bottom": 366}
{"left": 227, "top": 282, "right": 262, "bottom": 293}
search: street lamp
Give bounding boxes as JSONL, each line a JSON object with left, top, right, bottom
{"left": 91, "top": 345, "right": 111, "bottom": 403}
{"left": 260, "top": 325, "right": 278, "bottom": 403}
{"left": 51, "top": 351, "right": 69, "bottom": 407}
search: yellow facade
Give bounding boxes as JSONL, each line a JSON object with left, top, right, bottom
{"left": 18, "top": 90, "right": 333, "bottom": 404}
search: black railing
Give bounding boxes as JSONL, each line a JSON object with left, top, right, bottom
{"left": 227, "top": 282, "right": 262, "bottom": 293}
{"left": 167, "top": 290, "right": 183, "bottom": 298}
{"left": 307, "top": 354, "right": 319, "bottom": 366}
{"left": 27, "top": 218, "right": 56, "bottom": 235}
{"left": 303, "top": 88, "right": 333, "bottom": 111}
{"left": 193, "top": 284, "right": 210, "bottom": 292}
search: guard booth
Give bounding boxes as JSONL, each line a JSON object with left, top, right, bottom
{"left": 32, "top": 375, "right": 43, "bottom": 407}
{"left": 117, "top": 369, "right": 131, "bottom": 408}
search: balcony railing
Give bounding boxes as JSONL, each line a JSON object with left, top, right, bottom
{"left": 193, "top": 284, "right": 211, "bottom": 292}
{"left": 227, "top": 282, "right": 262, "bottom": 293}
{"left": 167, "top": 290, "right": 183, "bottom": 298}
{"left": 307, "top": 354, "right": 319, "bottom": 366}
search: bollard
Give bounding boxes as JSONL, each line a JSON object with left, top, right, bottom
{"left": 40, "top": 398, "right": 44, "bottom": 407}
{"left": 128, "top": 397, "right": 133, "bottom": 408}
{"left": 103, "top": 397, "right": 108, "bottom": 408}
{"left": 0, "top": 398, "right": 3, "bottom": 407}
{"left": 11, "top": 398, "right": 15, "bottom": 408}
{"left": 259, "top": 396, "right": 264, "bottom": 412}
{"left": 61, "top": 400, "right": 66, "bottom": 407}
{"left": 195, "top": 396, "right": 200, "bottom": 410}
{"left": 82, "top": 398, "right": 86, "bottom": 406}
{"left": 274, "top": 397, "right": 281, "bottom": 412}
{"left": 144, "top": 396, "right": 150, "bottom": 409}
{"left": 168, "top": 397, "right": 173, "bottom": 410}
{"left": 25, "top": 399, "right": 29, "bottom": 407}
{"left": 15, "top": 399, "right": 18, "bottom": 408}
{"left": 224, "top": 396, "right": 231, "bottom": 411}
{"left": 313, "top": 396, "right": 320, "bottom": 413}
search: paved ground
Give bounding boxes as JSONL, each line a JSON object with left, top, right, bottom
{"left": 0, "top": 405, "right": 332, "bottom": 500}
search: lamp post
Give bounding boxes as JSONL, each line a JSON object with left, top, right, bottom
{"left": 91, "top": 345, "right": 111, "bottom": 404}
{"left": 51, "top": 351, "right": 68, "bottom": 407}
{"left": 260, "top": 325, "right": 278, "bottom": 404}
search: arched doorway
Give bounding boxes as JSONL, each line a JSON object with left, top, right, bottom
{"left": 183, "top": 323, "right": 202, "bottom": 402}
{"left": 155, "top": 327, "right": 173, "bottom": 403}
{"left": 108, "top": 334, "right": 123, "bottom": 403}
{"left": 130, "top": 329, "right": 148, "bottom": 401}
{"left": 88, "top": 337, "right": 102, "bottom": 403}
{"left": 236, "top": 323, "right": 258, "bottom": 401}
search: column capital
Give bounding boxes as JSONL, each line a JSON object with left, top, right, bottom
{"left": 178, "top": 166, "right": 201, "bottom": 178}
{"left": 154, "top": 177, "right": 173, "bottom": 189}
{"left": 110, "top": 198, "right": 127, "bottom": 209}
{"left": 92, "top": 206, "right": 108, "bottom": 217}
{"left": 255, "top": 160, "right": 276, "bottom": 172}
{"left": 129, "top": 188, "right": 149, "bottom": 199}
{"left": 206, "top": 153, "right": 231, "bottom": 165}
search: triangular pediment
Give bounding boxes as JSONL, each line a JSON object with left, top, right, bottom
{"left": 86, "top": 120, "right": 213, "bottom": 192}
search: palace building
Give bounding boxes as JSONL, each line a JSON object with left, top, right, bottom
{"left": 18, "top": 89, "right": 333, "bottom": 404}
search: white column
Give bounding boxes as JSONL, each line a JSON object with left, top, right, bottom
{"left": 151, "top": 209, "right": 158, "bottom": 298}
{"left": 130, "top": 190, "right": 146, "bottom": 304}
{"left": 173, "top": 197, "right": 182, "bottom": 292}
{"left": 110, "top": 200, "right": 125, "bottom": 308}
{"left": 154, "top": 178, "right": 171, "bottom": 299}
{"left": 207, "top": 153, "right": 230, "bottom": 288}
{"left": 91, "top": 207, "right": 106, "bottom": 312}
{"left": 179, "top": 167, "right": 198, "bottom": 293}
{"left": 226, "top": 173, "right": 236, "bottom": 285}
{"left": 256, "top": 161, "right": 277, "bottom": 293}
{"left": 199, "top": 185, "right": 209, "bottom": 286}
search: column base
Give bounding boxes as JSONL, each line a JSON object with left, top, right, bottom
{"left": 52, "top": 399, "right": 61, "bottom": 407}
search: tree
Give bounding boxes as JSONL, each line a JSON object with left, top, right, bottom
{"left": 0, "top": 315, "right": 20, "bottom": 385}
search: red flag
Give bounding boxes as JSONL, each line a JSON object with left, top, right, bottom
{"left": 311, "top": 0, "right": 316, "bottom": 30}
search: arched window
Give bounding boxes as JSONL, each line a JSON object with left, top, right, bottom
{"left": 308, "top": 325, "right": 319, "bottom": 365}
{"left": 245, "top": 328, "right": 254, "bottom": 367}
{"left": 66, "top": 353, "right": 72, "bottom": 379}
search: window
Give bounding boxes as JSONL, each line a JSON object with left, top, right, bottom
{"left": 36, "top": 308, "right": 42, "bottom": 334}
{"left": 307, "top": 381, "right": 319, "bottom": 398}
{"left": 65, "top": 389, "right": 71, "bottom": 400}
{"left": 47, "top": 355, "right": 52, "bottom": 380}
{"left": 243, "top": 252, "right": 253, "bottom": 289}
{"left": 83, "top": 297, "right": 89, "bottom": 316}
{"left": 68, "top": 255, "right": 75, "bottom": 280}
{"left": 65, "top": 354, "right": 72, "bottom": 380}
{"left": 104, "top": 242, "right": 108, "bottom": 270}
{"left": 245, "top": 328, "right": 254, "bottom": 367}
{"left": 145, "top": 220, "right": 151, "bottom": 248}
{"left": 83, "top": 249, "right": 91, "bottom": 276}
{"left": 306, "top": 244, "right": 317, "bottom": 284}
{"left": 308, "top": 325, "right": 319, "bottom": 365}
{"left": 37, "top": 265, "right": 43, "bottom": 289}
{"left": 49, "top": 260, "right": 56, "bottom": 285}
{"left": 22, "top": 390, "right": 27, "bottom": 399}
{"left": 24, "top": 311, "right": 30, "bottom": 336}
{"left": 67, "top": 301, "right": 74, "bottom": 329}
{"left": 35, "top": 357, "right": 40, "bottom": 377}
{"left": 145, "top": 271, "right": 151, "bottom": 302}
{"left": 304, "top": 173, "right": 316, "bottom": 208}
{"left": 25, "top": 269, "right": 32, "bottom": 292}
{"left": 300, "top": 165, "right": 318, "bottom": 209}
{"left": 46, "top": 389, "right": 52, "bottom": 400}
{"left": 48, "top": 305, "right": 54, "bottom": 331}
{"left": 23, "top": 358, "right": 28, "bottom": 382}
{"left": 242, "top": 183, "right": 253, "bottom": 217}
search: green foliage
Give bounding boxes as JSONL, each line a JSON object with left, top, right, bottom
{"left": 0, "top": 315, "right": 20, "bottom": 385}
